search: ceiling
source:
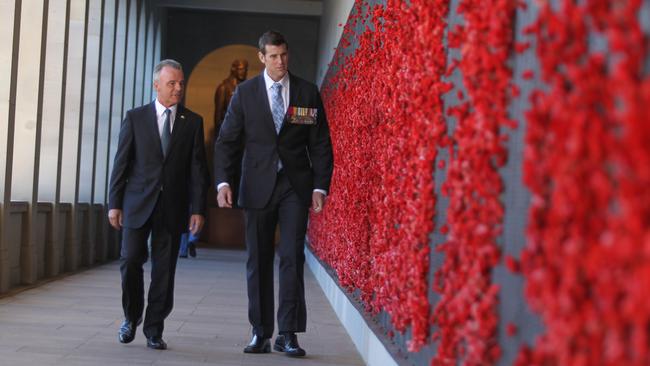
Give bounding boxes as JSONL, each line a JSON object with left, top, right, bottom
{"left": 155, "top": 0, "right": 324, "bottom": 16}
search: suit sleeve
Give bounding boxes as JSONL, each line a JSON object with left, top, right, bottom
{"left": 213, "top": 85, "right": 245, "bottom": 187}
{"left": 308, "top": 89, "right": 334, "bottom": 192}
{"left": 190, "top": 117, "right": 210, "bottom": 216}
{"left": 214, "top": 84, "right": 227, "bottom": 130}
{"left": 108, "top": 112, "right": 135, "bottom": 210}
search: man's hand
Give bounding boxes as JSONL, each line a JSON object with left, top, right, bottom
{"left": 188, "top": 214, "right": 205, "bottom": 235}
{"left": 108, "top": 209, "right": 123, "bottom": 230}
{"left": 217, "top": 185, "right": 233, "bottom": 208}
{"left": 312, "top": 191, "right": 325, "bottom": 214}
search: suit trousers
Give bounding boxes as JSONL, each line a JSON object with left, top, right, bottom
{"left": 119, "top": 195, "right": 181, "bottom": 338}
{"left": 244, "top": 170, "right": 309, "bottom": 339}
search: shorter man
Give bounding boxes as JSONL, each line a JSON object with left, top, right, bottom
{"left": 108, "top": 59, "right": 209, "bottom": 350}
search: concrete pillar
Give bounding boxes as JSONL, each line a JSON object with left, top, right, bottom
{"left": 93, "top": 0, "right": 116, "bottom": 205}
{"left": 38, "top": 0, "right": 68, "bottom": 203}
{"left": 122, "top": 0, "right": 137, "bottom": 113}
{"left": 315, "top": 0, "right": 354, "bottom": 86}
{"left": 0, "top": 0, "right": 18, "bottom": 202}
{"left": 142, "top": 0, "right": 154, "bottom": 103}
{"left": 151, "top": 7, "right": 161, "bottom": 100}
{"left": 59, "top": 0, "right": 87, "bottom": 204}
{"left": 78, "top": 0, "right": 103, "bottom": 204}
{"left": 133, "top": 0, "right": 145, "bottom": 107}
{"left": 11, "top": 0, "right": 45, "bottom": 202}
{"left": 76, "top": 0, "right": 104, "bottom": 267}
{"left": 0, "top": 0, "right": 18, "bottom": 293}
{"left": 12, "top": 0, "right": 47, "bottom": 285}
{"left": 39, "top": 0, "right": 69, "bottom": 278}
{"left": 59, "top": 0, "right": 87, "bottom": 271}
{"left": 106, "top": 0, "right": 128, "bottom": 184}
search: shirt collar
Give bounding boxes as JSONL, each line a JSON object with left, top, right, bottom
{"left": 263, "top": 69, "right": 289, "bottom": 91}
{"left": 154, "top": 99, "right": 178, "bottom": 118}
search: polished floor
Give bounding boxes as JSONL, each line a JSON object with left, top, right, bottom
{"left": 0, "top": 249, "right": 364, "bottom": 365}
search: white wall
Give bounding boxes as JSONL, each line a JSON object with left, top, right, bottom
{"left": 38, "top": 0, "right": 68, "bottom": 202}
{"left": 0, "top": 0, "right": 160, "bottom": 206}
{"left": 315, "top": 0, "right": 353, "bottom": 86}
{"left": 11, "top": 0, "right": 45, "bottom": 202}
{"left": 78, "top": 0, "right": 104, "bottom": 203}
{"left": 0, "top": 0, "right": 161, "bottom": 294}
{"left": 59, "top": 0, "right": 87, "bottom": 203}
{"left": 0, "top": 0, "right": 16, "bottom": 201}
{"left": 94, "top": 0, "right": 117, "bottom": 204}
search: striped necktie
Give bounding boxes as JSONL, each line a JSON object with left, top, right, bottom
{"left": 271, "top": 83, "right": 284, "bottom": 170}
{"left": 271, "top": 83, "right": 284, "bottom": 133}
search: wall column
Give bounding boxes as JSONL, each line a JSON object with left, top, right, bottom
{"left": 0, "top": 0, "right": 19, "bottom": 293}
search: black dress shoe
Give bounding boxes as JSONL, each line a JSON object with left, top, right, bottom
{"left": 274, "top": 333, "right": 306, "bottom": 357}
{"left": 189, "top": 244, "right": 197, "bottom": 257}
{"left": 243, "top": 334, "right": 270, "bottom": 353}
{"left": 146, "top": 336, "right": 167, "bottom": 350}
{"left": 118, "top": 319, "right": 141, "bottom": 344}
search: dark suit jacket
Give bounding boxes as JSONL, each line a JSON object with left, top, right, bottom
{"left": 214, "top": 73, "right": 333, "bottom": 209}
{"left": 108, "top": 102, "right": 209, "bottom": 235}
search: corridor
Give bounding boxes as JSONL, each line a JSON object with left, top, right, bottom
{"left": 0, "top": 249, "right": 363, "bottom": 366}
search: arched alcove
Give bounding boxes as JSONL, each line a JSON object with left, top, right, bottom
{"left": 185, "top": 44, "right": 264, "bottom": 248}
{"left": 185, "top": 44, "right": 263, "bottom": 145}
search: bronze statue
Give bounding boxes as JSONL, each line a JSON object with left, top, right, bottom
{"left": 214, "top": 59, "right": 249, "bottom": 132}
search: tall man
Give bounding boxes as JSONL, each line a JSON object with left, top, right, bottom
{"left": 108, "top": 59, "right": 209, "bottom": 350}
{"left": 214, "top": 31, "right": 333, "bottom": 357}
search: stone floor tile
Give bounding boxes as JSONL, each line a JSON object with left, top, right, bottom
{"left": 0, "top": 249, "right": 363, "bottom": 366}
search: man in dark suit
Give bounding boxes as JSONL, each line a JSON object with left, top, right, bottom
{"left": 214, "top": 30, "right": 334, "bottom": 358}
{"left": 108, "top": 59, "right": 209, "bottom": 350}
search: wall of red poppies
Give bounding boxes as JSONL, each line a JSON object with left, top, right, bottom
{"left": 514, "top": 1, "right": 650, "bottom": 365}
{"left": 308, "top": 0, "right": 650, "bottom": 365}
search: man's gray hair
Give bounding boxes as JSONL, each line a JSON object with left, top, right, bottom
{"left": 153, "top": 59, "right": 183, "bottom": 82}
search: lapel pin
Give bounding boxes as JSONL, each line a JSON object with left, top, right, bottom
{"left": 180, "top": 114, "right": 185, "bottom": 119}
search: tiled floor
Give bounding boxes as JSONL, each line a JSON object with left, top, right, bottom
{"left": 0, "top": 249, "right": 364, "bottom": 365}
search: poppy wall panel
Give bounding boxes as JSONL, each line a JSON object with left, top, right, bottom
{"left": 309, "top": 0, "right": 650, "bottom": 365}
{"left": 515, "top": 1, "right": 650, "bottom": 365}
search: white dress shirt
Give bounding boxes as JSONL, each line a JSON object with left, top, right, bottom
{"left": 154, "top": 99, "right": 177, "bottom": 137}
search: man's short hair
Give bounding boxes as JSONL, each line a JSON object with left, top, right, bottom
{"left": 258, "top": 31, "right": 289, "bottom": 54}
{"left": 153, "top": 59, "right": 183, "bottom": 82}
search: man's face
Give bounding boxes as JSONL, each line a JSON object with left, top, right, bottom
{"left": 258, "top": 44, "right": 288, "bottom": 81}
{"left": 154, "top": 66, "right": 185, "bottom": 107}
{"left": 233, "top": 62, "right": 248, "bottom": 82}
